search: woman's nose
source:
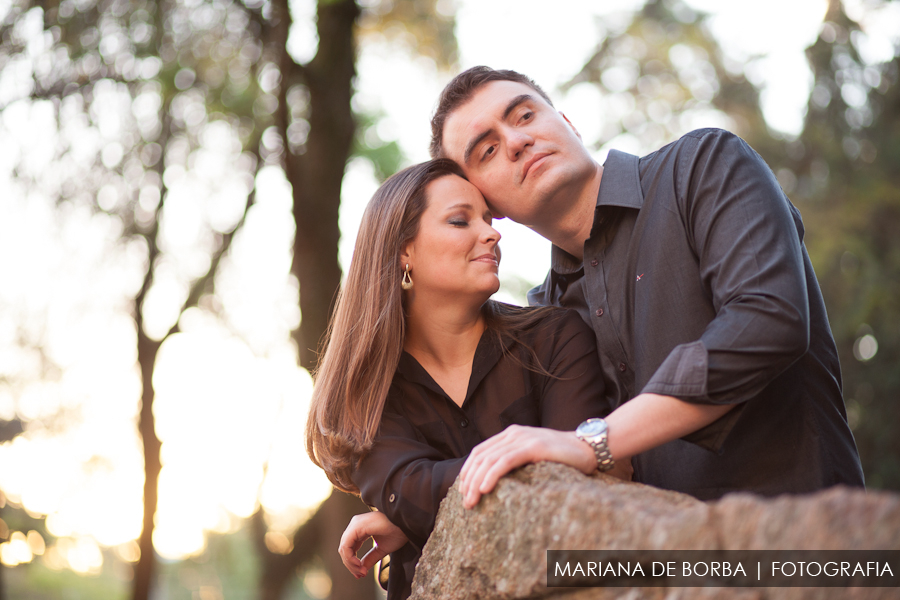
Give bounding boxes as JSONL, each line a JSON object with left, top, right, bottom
{"left": 480, "top": 221, "right": 501, "bottom": 244}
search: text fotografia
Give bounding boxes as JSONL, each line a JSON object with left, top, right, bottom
{"left": 546, "top": 550, "right": 900, "bottom": 588}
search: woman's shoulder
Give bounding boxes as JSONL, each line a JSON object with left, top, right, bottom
{"left": 488, "top": 300, "right": 587, "bottom": 330}
{"left": 487, "top": 301, "right": 592, "bottom": 350}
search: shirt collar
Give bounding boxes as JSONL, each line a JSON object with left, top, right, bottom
{"left": 548, "top": 149, "right": 643, "bottom": 275}
{"left": 395, "top": 324, "right": 512, "bottom": 403}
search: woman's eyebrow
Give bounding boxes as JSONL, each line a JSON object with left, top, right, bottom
{"left": 443, "top": 202, "right": 473, "bottom": 212}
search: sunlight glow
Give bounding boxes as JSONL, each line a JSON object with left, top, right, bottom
{"left": 1, "top": 0, "right": 894, "bottom": 579}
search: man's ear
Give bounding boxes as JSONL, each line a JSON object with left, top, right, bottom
{"left": 559, "top": 111, "right": 583, "bottom": 140}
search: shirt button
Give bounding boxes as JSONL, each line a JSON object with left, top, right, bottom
{"left": 595, "top": 308, "right": 604, "bottom": 317}
{"left": 460, "top": 419, "right": 469, "bottom": 428}
{"left": 389, "top": 493, "right": 396, "bottom": 503}
{"left": 590, "top": 258, "right": 599, "bottom": 267}
{"left": 618, "top": 362, "right": 627, "bottom": 372}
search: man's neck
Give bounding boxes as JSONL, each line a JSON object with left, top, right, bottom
{"left": 531, "top": 163, "right": 603, "bottom": 261}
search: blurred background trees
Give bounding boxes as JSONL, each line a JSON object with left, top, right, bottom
{"left": 0, "top": 0, "right": 897, "bottom": 598}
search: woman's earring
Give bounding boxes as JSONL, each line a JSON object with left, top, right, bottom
{"left": 401, "top": 264, "right": 413, "bottom": 290}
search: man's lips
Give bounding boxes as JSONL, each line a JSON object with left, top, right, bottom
{"left": 521, "top": 153, "right": 550, "bottom": 182}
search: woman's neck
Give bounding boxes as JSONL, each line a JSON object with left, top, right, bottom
{"left": 403, "top": 295, "right": 487, "bottom": 372}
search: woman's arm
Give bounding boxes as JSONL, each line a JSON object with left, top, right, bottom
{"left": 352, "top": 408, "right": 467, "bottom": 548}
{"left": 339, "top": 511, "right": 409, "bottom": 579}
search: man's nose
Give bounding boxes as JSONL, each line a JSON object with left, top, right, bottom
{"left": 505, "top": 129, "right": 533, "bottom": 160}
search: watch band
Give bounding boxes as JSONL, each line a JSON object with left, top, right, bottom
{"left": 575, "top": 418, "right": 615, "bottom": 472}
{"left": 588, "top": 438, "right": 615, "bottom": 472}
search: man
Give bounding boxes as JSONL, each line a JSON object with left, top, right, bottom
{"left": 338, "top": 65, "right": 864, "bottom": 579}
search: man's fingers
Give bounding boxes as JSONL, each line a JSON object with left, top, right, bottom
{"left": 460, "top": 430, "right": 512, "bottom": 494}
{"left": 463, "top": 441, "right": 527, "bottom": 508}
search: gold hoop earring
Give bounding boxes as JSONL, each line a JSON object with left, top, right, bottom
{"left": 401, "top": 264, "right": 413, "bottom": 290}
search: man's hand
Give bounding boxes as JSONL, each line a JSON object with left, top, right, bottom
{"left": 338, "top": 511, "right": 408, "bottom": 579}
{"left": 458, "top": 395, "right": 733, "bottom": 510}
{"left": 458, "top": 425, "right": 597, "bottom": 509}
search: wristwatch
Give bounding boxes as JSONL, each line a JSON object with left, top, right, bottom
{"left": 575, "top": 418, "right": 615, "bottom": 472}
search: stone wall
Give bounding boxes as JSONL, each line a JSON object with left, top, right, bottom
{"left": 409, "top": 463, "right": 900, "bottom": 600}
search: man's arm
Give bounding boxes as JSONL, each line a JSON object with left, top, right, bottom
{"left": 458, "top": 393, "right": 730, "bottom": 508}
{"left": 644, "top": 129, "right": 810, "bottom": 407}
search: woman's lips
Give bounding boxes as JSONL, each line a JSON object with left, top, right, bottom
{"left": 472, "top": 254, "right": 500, "bottom": 265}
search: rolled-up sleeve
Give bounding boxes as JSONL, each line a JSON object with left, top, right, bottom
{"left": 642, "top": 130, "right": 810, "bottom": 405}
{"left": 351, "top": 410, "right": 465, "bottom": 549}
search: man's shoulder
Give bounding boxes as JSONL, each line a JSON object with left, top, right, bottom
{"left": 643, "top": 127, "right": 742, "bottom": 162}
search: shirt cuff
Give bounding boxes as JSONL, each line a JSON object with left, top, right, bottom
{"left": 641, "top": 340, "right": 709, "bottom": 398}
{"left": 641, "top": 339, "right": 742, "bottom": 454}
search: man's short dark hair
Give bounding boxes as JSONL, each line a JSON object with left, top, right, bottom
{"left": 429, "top": 66, "right": 554, "bottom": 159}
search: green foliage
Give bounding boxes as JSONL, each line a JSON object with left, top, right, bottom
{"left": 352, "top": 107, "right": 404, "bottom": 182}
{"left": 562, "top": 0, "right": 771, "bottom": 154}
{"left": 358, "top": 0, "right": 458, "bottom": 70}
{"left": 5, "top": 560, "right": 129, "bottom": 600}
{"left": 780, "top": 1, "right": 900, "bottom": 490}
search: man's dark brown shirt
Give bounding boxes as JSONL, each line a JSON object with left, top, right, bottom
{"left": 529, "top": 128, "right": 864, "bottom": 500}
{"left": 351, "top": 305, "right": 613, "bottom": 599}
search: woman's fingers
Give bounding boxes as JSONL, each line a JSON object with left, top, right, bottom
{"left": 338, "top": 513, "right": 379, "bottom": 577}
{"left": 359, "top": 544, "right": 391, "bottom": 571}
{"left": 339, "top": 527, "right": 368, "bottom": 577}
{"left": 338, "top": 511, "right": 409, "bottom": 579}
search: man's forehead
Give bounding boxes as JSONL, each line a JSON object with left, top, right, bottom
{"left": 442, "top": 80, "right": 543, "bottom": 158}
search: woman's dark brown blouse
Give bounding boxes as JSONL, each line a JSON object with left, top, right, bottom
{"left": 351, "top": 304, "right": 612, "bottom": 600}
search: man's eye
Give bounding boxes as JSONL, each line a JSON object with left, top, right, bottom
{"left": 482, "top": 145, "right": 495, "bottom": 160}
{"left": 520, "top": 111, "right": 533, "bottom": 122}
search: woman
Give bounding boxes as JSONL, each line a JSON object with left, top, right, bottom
{"left": 306, "top": 159, "right": 619, "bottom": 599}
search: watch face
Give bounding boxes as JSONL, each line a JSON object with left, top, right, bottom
{"left": 577, "top": 418, "right": 607, "bottom": 438}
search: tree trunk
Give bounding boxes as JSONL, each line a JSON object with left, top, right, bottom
{"left": 133, "top": 331, "right": 162, "bottom": 600}
{"left": 256, "top": 1, "right": 378, "bottom": 598}
{"left": 287, "top": 0, "right": 358, "bottom": 372}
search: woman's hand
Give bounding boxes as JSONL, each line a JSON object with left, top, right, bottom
{"left": 459, "top": 425, "right": 598, "bottom": 509}
{"left": 338, "top": 511, "right": 409, "bottom": 579}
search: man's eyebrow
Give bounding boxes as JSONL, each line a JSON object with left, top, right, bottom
{"left": 463, "top": 129, "right": 491, "bottom": 165}
{"left": 502, "top": 94, "right": 533, "bottom": 119}
{"left": 462, "top": 94, "right": 535, "bottom": 164}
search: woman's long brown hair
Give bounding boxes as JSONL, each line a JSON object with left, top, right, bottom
{"left": 306, "top": 159, "right": 465, "bottom": 493}
{"left": 306, "top": 159, "right": 564, "bottom": 494}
